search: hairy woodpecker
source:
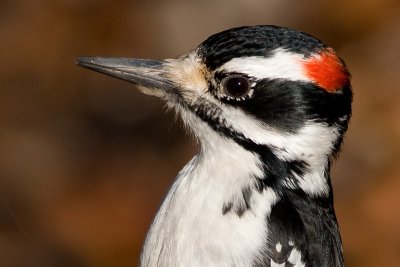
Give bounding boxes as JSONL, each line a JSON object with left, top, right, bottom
{"left": 77, "top": 25, "right": 352, "bottom": 267}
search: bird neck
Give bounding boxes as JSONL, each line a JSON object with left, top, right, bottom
{"left": 140, "top": 132, "right": 342, "bottom": 266}
{"left": 204, "top": 129, "right": 334, "bottom": 198}
{"left": 209, "top": 136, "right": 344, "bottom": 266}
{"left": 140, "top": 112, "right": 342, "bottom": 266}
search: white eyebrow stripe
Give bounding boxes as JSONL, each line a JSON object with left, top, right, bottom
{"left": 216, "top": 49, "right": 310, "bottom": 82}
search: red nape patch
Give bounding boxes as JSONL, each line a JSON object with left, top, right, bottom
{"left": 303, "top": 48, "right": 349, "bottom": 92}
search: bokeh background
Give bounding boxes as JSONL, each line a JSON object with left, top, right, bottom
{"left": 1, "top": 0, "right": 399, "bottom": 266}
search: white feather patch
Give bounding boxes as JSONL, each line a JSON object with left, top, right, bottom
{"left": 276, "top": 242, "right": 282, "bottom": 253}
{"left": 271, "top": 259, "right": 286, "bottom": 267}
{"left": 140, "top": 109, "right": 279, "bottom": 267}
{"left": 216, "top": 49, "right": 308, "bottom": 82}
{"left": 288, "top": 247, "right": 305, "bottom": 267}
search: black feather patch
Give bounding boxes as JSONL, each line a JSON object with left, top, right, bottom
{"left": 198, "top": 25, "right": 326, "bottom": 70}
{"left": 217, "top": 79, "right": 352, "bottom": 134}
{"left": 254, "top": 190, "right": 344, "bottom": 267}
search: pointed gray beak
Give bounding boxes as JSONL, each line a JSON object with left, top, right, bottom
{"left": 76, "top": 57, "right": 176, "bottom": 94}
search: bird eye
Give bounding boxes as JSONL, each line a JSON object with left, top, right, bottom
{"left": 222, "top": 75, "right": 250, "bottom": 98}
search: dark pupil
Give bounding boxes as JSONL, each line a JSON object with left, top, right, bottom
{"left": 225, "top": 77, "right": 249, "bottom": 97}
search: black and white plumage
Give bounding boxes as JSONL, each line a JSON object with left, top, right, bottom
{"left": 77, "top": 25, "right": 352, "bottom": 267}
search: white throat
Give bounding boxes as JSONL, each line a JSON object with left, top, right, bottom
{"left": 140, "top": 112, "right": 277, "bottom": 267}
{"left": 140, "top": 107, "right": 333, "bottom": 267}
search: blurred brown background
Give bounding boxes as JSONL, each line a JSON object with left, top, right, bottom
{"left": 1, "top": 0, "right": 399, "bottom": 266}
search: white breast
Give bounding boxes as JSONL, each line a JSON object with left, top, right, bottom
{"left": 140, "top": 128, "right": 278, "bottom": 267}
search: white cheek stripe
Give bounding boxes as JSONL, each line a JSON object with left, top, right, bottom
{"left": 217, "top": 49, "right": 308, "bottom": 82}
{"left": 195, "top": 94, "right": 335, "bottom": 196}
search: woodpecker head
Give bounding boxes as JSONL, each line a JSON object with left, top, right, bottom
{"left": 77, "top": 25, "right": 352, "bottom": 197}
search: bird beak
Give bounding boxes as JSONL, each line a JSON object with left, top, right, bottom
{"left": 76, "top": 57, "right": 176, "bottom": 97}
